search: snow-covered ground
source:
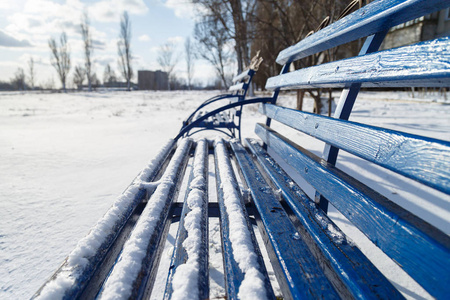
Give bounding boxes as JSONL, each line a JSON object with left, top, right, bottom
{"left": 0, "top": 90, "right": 449, "bottom": 299}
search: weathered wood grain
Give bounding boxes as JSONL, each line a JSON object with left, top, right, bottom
{"left": 255, "top": 124, "right": 450, "bottom": 299}
{"left": 268, "top": 38, "right": 450, "bottom": 90}
{"left": 230, "top": 140, "right": 340, "bottom": 300}
{"left": 260, "top": 104, "right": 450, "bottom": 194}
{"left": 276, "top": 0, "right": 450, "bottom": 65}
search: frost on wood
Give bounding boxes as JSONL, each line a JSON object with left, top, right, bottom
{"left": 215, "top": 138, "right": 268, "bottom": 300}
{"left": 171, "top": 139, "right": 207, "bottom": 300}
{"left": 98, "top": 138, "right": 191, "bottom": 300}
{"left": 35, "top": 139, "right": 175, "bottom": 300}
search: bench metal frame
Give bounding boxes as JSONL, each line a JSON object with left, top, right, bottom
{"left": 178, "top": 69, "right": 256, "bottom": 140}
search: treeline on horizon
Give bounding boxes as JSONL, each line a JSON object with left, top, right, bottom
{"left": 3, "top": 0, "right": 365, "bottom": 94}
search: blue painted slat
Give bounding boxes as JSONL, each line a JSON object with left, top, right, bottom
{"left": 98, "top": 139, "right": 193, "bottom": 300}
{"left": 245, "top": 138, "right": 404, "bottom": 299}
{"left": 228, "top": 82, "right": 245, "bottom": 92}
{"left": 268, "top": 37, "right": 450, "bottom": 90}
{"left": 229, "top": 140, "right": 340, "bottom": 300}
{"left": 232, "top": 69, "right": 252, "bottom": 83}
{"left": 259, "top": 104, "right": 450, "bottom": 195}
{"left": 255, "top": 123, "right": 450, "bottom": 299}
{"left": 276, "top": 0, "right": 450, "bottom": 65}
{"left": 213, "top": 140, "right": 275, "bottom": 300}
{"left": 315, "top": 29, "right": 388, "bottom": 213}
{"left": 33, "top": 140, "right": 177, "bottom": 300}
{"left": 164, "top": 140, "right": 209, "bottom": 300}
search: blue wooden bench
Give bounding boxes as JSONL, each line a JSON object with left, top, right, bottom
{"left": 34, "top": 1, "right": 449, "bottom": 299}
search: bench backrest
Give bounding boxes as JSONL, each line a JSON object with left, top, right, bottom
{"left": 228, "top": 68, "right": 255, "bottom": 98}
{"left": 258, "top": 0, "right": 450, "bottom": 298}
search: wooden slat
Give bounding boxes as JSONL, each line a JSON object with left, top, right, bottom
{"left": 255, "top": 123, "right": 450, "bottom": 299}
{"left": 276, "top": 0, "right": 450, "bottom": 65}
{"left": 98, "top": 139, "right": 193, "bottom": 299}
{"left": 232, "top": 69, "right": 251, "bottom": 83}
{"left": 228, "top": 82, "right": 245, "bottom": 92}
{"left": 213, "top": 139, "right": 274, "bottom": 300}
{"left": 33, "top": 139, "right": 177, "bottom": 299}
{"left": 164, "top": 140, "right": 209, "bottom": 300}
{"left": 230, "top": 140, "right": 340, "bottom": 299}
{"left": 245, "top": 138, "right": 404, "bottom": 299}
{"left": 259, "top": 104, "right": 450, "bottom": 194}
{"left": 268, "top": 37, "right": 450, "bottom": 90}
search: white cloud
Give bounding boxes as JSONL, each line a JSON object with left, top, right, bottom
{"left": 163, "top": 0, "right": 196, "bottom": 19}
{"left": 0, "top": 30, "right": 33, "bottom": 48}
{"left": 138, "top": 34, "right": 151, "bottom": 42}
{"left": 167, "top": 36, "right": 184, "bottom": 44}
{"left": 90, "top": 0, "right": 149, "bottom": 23}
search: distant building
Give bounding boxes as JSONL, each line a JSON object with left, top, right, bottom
{"left": 381, "top": 8, "right": 450, "bottom": 49}
{"left": 138, "top": 70, "right": 168, "bottom": 90}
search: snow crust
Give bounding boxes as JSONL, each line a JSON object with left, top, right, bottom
{"left": 35, "top": 139, "right": 175, "bottom": 299}
{"left": 171, "top": 139, "right": 207, "bottom": 300}
{"left": 98, "top": 138, "right": 191, "bottom": 300}
{"left": 214, "top": 138, "right": 267, "bottom": 300}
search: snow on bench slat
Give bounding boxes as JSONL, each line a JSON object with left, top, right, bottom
{"left": 98, "top": 138, "right": 192, "bottom": 300}
{"left": 169, "top": 139, "right": 208, "bottom": 300}
{"left": 34, "top": 139, "right": 175, "bottom": 300}
{"left": 214, "top": 139, "right": 268, "bottom": 300}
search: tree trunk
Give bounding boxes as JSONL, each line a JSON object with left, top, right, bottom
{"left": 296, "top": 90, "right": 304, "bottom": 111}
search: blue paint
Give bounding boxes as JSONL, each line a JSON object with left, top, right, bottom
{"left": 230, "top": 140, "right": 340, "bottom": 299}
{"left": 213, "top": 140, "right": 274, "bottom": 300}
{"left": 255, "top": 124, "right": 450, "bottom": 299}
{"left": 33, "top": 140, "right": 176, "bottom": 299}
{"left": 267, "top": 37, "right": 450, "bottom": 90}
{"left": 259, "top": 104, "right": 450, "bottom": 195}
{"left": 245, "top": 138, "right": 404, "bottom": 299}
{"left": 179, "top": 69, "right": 256, "bottom": 140}
{"left": 316, "top": 30, "right": 388, "bottom": 213}
{"left": 164, "top": 140, "right": 209, "bottom": 300}
{"left": 276, "top": 0, "right": 450, "bottom": 64}
{"left": 175, "top": 97, "right": 274, "bottom": 141}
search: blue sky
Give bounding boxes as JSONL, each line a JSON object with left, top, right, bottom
{"left": 0, "top": 0, "right": 216, "bottom": 87}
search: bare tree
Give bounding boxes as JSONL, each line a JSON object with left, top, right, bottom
{"left": 157, "top": 41, "right": 179, "bottom": 90}
{"left": 11, "top": 68, "right": 26, "bottom": 90}
{"left": 28, "top": 57, "right": 35, "bottom": 90}
{"left": 49, "top": 32, "right": 71, "bottom": 92}
{"left": 118, "top": 11, "right": 133, "bottom": 91}
{"left": 73, "top": 65, "right": 86, "bottom": 90}
{"left": 185, "top": 37, "right": 195, "bottom": 90}
{"left": 81, "top": 11, "right": 94, "bottom": 92}
{"left": 103, "top": 63, "right": 117, "bottom": 87}
{"left": 192, "top": 0, "right": 257, "bottom": 73}
{"left": 194, "top": 16, "right": 233, "bottom": 89}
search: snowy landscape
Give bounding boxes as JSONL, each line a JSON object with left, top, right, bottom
{"left": 1, "top": 90, "right": 449, "bottom": 299}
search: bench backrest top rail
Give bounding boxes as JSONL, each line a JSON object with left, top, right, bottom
{"left": 228, "top": 82, "right": 245, "bottom": 92}
{"left": 267, "top": 37, "right": 450, "bottom": 90}
{"left": 228, "top": 69, "right": 255, "bottom": 94}
{"left": 232, "top": 68, "right": 253, "bottom": 83}
{"left": 276, "top": 0, "right": 450, "bottom": 65}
